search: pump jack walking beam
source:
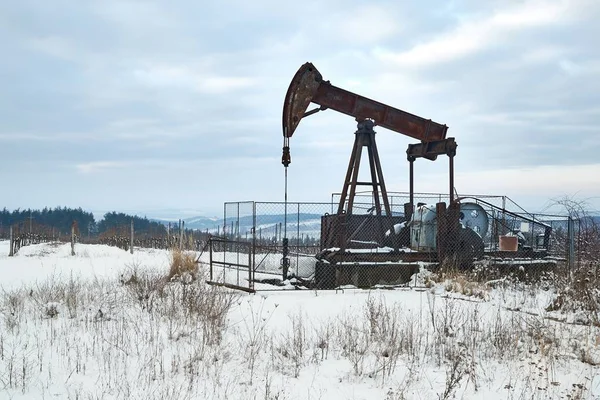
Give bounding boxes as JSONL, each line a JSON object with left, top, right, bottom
{"left": 282, "top": 62, "right": 449, "bottom": 166}
{"left": 281, "top": 62, "right": 453, "bottom": 217}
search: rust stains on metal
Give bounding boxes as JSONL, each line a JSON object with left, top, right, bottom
{"left": 282, "top": 62, "right": 448, "bottom": 141}
{"left": 282, "top": 62, "right": 323, "bottom": 138}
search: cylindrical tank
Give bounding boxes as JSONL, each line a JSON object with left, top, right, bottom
{"left": 410, "top": 204, "right": 438, "bottom": 251}
{"left": 458, "top": 203, "right": 489, "bottom": 239}
{"left": 409, "top": 202, "right": 489, "bottom": 252}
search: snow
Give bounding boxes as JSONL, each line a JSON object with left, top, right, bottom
{"left": 323, "top": 246, "right": 416, "bottom": 254}
{"left": 386, "top": 221, "right": 406, "bottom": 236}
{"left": 0, "top": 240, "right": 599, "bottom": 399}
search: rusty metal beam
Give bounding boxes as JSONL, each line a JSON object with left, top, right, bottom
{"left": 406, "top": 138, "right": 457, "bottom": 161}
{"left": 283, "top": 62, "right": 448, "bottom": 141}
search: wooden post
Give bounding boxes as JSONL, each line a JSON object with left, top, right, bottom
{"left": 71, "top": 224, "right": 75, "bottom": 256}
{"left": 130, "top": 219, "right": 134, "bottom": 254}
{"left": 179, "top": 220, "right": 184, "bottom": 251}
{"left": 9, "top": 226, "right": 13, "bottom": 256}
{"left": 167, "top": 222, "right": 170, "bottom": 248}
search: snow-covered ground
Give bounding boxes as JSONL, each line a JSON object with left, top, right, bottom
{"left": 0, "top": 240, "right": 599, "bottom": 399}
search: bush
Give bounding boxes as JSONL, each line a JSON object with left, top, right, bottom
{"left": 168, "top": 249, "right": 199, "bottom": 282}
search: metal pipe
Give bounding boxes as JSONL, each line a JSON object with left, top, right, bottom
{"left": 251, "top": 203, "right": 256, "bottom": 288}
{"left": 209, "top": 236, "right": 213, "bottom": 282}
{"left": 449, "top": 155, "right": 454, "bottom": 203}
{"left": 297, "top": 203, "right": 300, "bottom": 277}
{"left": 409, "top": 158, "right": 415, "bottom": 208}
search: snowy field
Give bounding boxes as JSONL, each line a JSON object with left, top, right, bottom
{"left": 1, "top": 240, "right": 599, "bottom": 399}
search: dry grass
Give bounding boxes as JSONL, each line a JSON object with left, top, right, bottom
{"left": 168, "top": 248, "right": 199, "bottom": 282}
{"left": 546, "top": 262, "right": 600, "bottom": 326}
{"left": 424, "top": 263, "right": 490, "bottom": 300}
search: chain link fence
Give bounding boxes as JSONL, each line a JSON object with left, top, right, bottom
{"left": 207, "top": 193, "right": 583, "bottom": 292}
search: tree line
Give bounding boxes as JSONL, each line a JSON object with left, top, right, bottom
{"left": 0, "top": 207, "right": 166, "bottom": 236}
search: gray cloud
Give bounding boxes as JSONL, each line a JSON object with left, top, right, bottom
{"left": 1, "top": 0, "right": 599, "bottom": 216}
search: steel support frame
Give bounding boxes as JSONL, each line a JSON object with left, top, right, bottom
{"left": 406, "top": 138, "right": 457, "bottom": 213}
{"left": 337, "top": 120, "right": 391, "bottom": 216}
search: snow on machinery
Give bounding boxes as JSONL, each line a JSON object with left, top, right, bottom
{"left": 281, "top": 62, "right": 553, "bottom": 288}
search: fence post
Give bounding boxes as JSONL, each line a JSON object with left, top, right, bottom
{"left": 252, "top": 202, "right": 256, "bottom": 284}
{"left": 297, "top": 203, "right": 301, "bottom": 276}
{"left": 179, "top": 220, "right": 184, "bottom": 251}
{"left": 502, "top": 196, "right": 506, "bottom": 236}
{"left": 130, "top": 219, "right": 134, "bottom": 254}
{"left": 9, "top": 226, "right": 13, "bottom": 256}
{"left": 531, "top": 214, "right": 535, "bottom": 249}
{"left": 167, "top": 222, "right": 170, "bottom": 248}
{"left": 248, "top": 242, "right": 253, "bottom": 291}
{"left": 209, "top": 236, "right": 213, "bottom": 282}
{"left": 71, "top": 223, "right": 75, "bottom": 256}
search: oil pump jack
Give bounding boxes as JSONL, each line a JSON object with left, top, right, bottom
{"left": 282, "top": 62, "right": 456, "bottom": 213}
{"left": 280, "top": 62, "right": 471, "bottom": 287}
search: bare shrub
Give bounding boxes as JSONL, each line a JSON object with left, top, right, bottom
{"left": 547, "top": 263, "right": 600, "bottom": 325}
{"left": 313, "top": 320, "right": 333, "bottom": 362}
{"left": 522, "top": 315, "right": 558, "bottom": 358}
{"left": 153, "top": 277, "right": 238, "bottom": 347}
{"left": 64, "top": 273, "right": 82, "bottom": 318}
{"left": 545, "top": 196, "right": 600, "bottom": 324}
{"left": 168, "top": 249, "right": 199, "bottom": 282}
{"left": 30, "top": 273, "right": 66, "bottom": 307}
{"left": 427, "top": 294, "right": 464, "bottom": 344}
{"left": 485, "top": 309, "right": 518, "bottom": 360}
{"left": 272, "top": 312, "right": 308, "bottom": 378}
{"left": 364, "top": 295, "right": 403, "bottom": 383}
{"left": 336, "top": 311, "right": 370, "bottom": 376}
{"left": 439, "top": 342, "right": 471, "bottom": 400}
{"left": 425, "top": 266, "right": 489, "bottom": 300}
{"left": 1, "top": 288, "right": 25, "bottom": 332}
{"left": 27, "top": 273, "right": 81, "bottom": 319}
{"left": 550, "top": 196, "right": 600, "bottom": 263}
{"left": 241, "top": 298, "right": 274, "bottom": 385}
{"left": 399, "top": 312, "right": 423, "bottom": 364}
{"left": 121, "top": 262, "right": 167, "bottom": 312}
{"left": 287, "top": 312, "right": 307, "bottom": 378}
{"left": 182, "top": 283, "right": 238, "bottom": 346}
{"left": 335, "top": 295, "right": 404, "bottom": 379}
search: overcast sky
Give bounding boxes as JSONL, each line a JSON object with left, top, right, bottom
{"left": 1, "top": 0, "right": 599, "bottom": 218}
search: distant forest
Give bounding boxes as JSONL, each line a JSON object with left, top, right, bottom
{"left": 0, "top": 207, "right": 167, "bottom": 236}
